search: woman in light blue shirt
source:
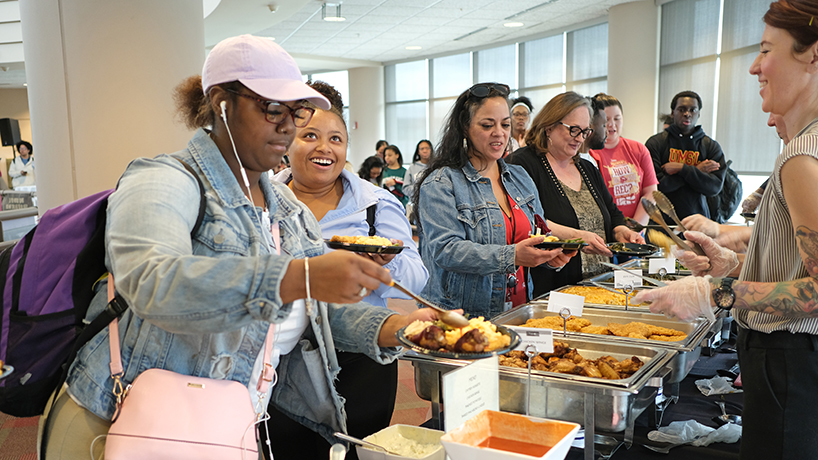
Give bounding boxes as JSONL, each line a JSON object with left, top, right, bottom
{"left": 273, "top": 82, "right": 428, "bottom": 457}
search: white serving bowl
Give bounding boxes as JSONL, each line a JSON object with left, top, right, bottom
{"left": 440, "top": 410, "right": 580, "bottom": 460}
{"left": 355, "top": 424, "right": 445, "bottom": 460}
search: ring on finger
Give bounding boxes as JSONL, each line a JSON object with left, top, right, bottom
{"left": 358, "top": 286, "right": 367, "bottom": 297}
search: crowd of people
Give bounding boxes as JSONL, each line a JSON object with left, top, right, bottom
{"left": 30, "top": 1, "right": 818, "bottom": 460}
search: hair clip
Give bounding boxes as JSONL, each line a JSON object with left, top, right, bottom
{"left": 811, "top": 16, "right": 815, "bottom": 26}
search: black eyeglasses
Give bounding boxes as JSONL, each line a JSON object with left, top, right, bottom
{"left": 224, "top": 88, "right": 315, "bottom": 127}
{"left": 560, "top": 122, "right": 594, "bottom": 140}
{"left": 468, "top": 83, "right": 510, "bottom": 98}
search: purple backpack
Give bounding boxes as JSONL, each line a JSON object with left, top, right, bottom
{"left": 0, "top": 159, "right": 204, "bottom": 417}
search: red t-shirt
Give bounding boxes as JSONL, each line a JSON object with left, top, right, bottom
{"left": 503, "top": 196, "right": 531, "bottom": 308}
{"left": 590, "top": 137, "right": 659, "bottom": 218}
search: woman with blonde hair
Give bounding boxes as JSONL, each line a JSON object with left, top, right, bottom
{"left": 507, "top": 91, "right": 642, "bottom": 296}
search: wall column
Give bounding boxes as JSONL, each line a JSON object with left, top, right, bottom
{"left": 347, "top": 66, "right": 385, "bottom": 170}
{"left": 19, "top": 0, "right": 204, "bottom": 211}
{"left": 607, "top": 0, "right": 661, "bottom": 144}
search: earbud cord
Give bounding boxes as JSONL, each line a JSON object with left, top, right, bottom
{"left": 221, "top": 104, "right": 275, "bottom": 250}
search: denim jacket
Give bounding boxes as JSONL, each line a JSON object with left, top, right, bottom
{"left": 274, "top": 168, "right": 428, "bottom": 307}
{"left": 66, "top": 129, "right": 401, "bottom": 442}
{"left": 417, "top": 159, "right": 543, "bottom": 318}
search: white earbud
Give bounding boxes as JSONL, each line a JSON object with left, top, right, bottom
{"left": 220, "top": 100, "right": 228, "bottom": 123}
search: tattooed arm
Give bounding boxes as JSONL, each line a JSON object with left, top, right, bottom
{"left": 713, "top": 155, "right": 818, "bottom": 317}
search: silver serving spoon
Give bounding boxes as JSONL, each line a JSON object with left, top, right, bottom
{"left": 333, "top": 432, "right": 402, "bottom": 456}
{"left": 390, "top": 279, "right": 470, "bottom": 328}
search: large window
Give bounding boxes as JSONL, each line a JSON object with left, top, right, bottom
{"left": 659, "top": 0, "right": 779, "bottom": 175}
{"left": 384, "top": 22, "right": 608, "bottom": 158}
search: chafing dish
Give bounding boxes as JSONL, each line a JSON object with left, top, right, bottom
{"left": 490, "top": 304, "right": 710, "bottom": 384}
{"left": 405, "top": 336, "right": 673, "bottom": 433}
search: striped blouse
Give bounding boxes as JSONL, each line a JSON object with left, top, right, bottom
{"left": 735, "top": 118, "right": 818, "bottom": 334}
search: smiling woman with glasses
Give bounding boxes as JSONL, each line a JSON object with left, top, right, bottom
{"left": 507, "top": 91, "right": 643, "bottom": 296}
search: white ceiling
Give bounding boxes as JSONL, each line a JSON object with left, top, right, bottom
{"left": 0, "top": 0, "right": 642, "bottom": 87}
{"left": 209, "top": 0, "right": 642, "bottom": 73}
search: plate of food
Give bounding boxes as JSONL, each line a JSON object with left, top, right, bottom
{"left": 533, "top": 236, "right": 587, "bottom": 251}
{"left": 398, "top": 317, "right": 521, "bottom": 359}
{"left": 0, "top": 362, "right": 13, "bottom": 381}
{"left": 325, "top": 235, "right": 404, "bottom": 254}
{"left": 607, "top": 242, "right": 659, "bottom": 256}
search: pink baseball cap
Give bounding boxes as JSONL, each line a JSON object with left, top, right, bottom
{"left": 202, "top": 35, "right": 330, "bottom": 110}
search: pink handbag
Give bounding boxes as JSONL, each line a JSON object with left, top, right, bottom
{"left": 103, "top": 277, "right": 276, "bottom": 459}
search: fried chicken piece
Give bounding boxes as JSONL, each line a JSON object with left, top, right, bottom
{"left": 649, "top": 334, "right": 687, "bottom": 342}
{"left": 498, "top": 355, "right": 527, "bottom": 368}
{"left": 410, "top": 325, "right": 447, "bottom": 350}
{"left": 566, "top": 317, "right": 591, "bottom": 332}
{"left": 597, "top": 360, "right": 621, "bottom": 379}
{"left": 563, "top": 348, "right": 585, "bottom": 364}
{"left": 580, "top": 325, "right": 611, "bottom": 335}
{"left": 453, "top": 328, "right": 489, "bottom": 353}
{"left": 579, "top": 363, "right": 603, "bottom": 378}
{"left": 549, "top": 358, "right": 583, "bottom": 374}
{"left": 614, "top": 357, "right": 644, "bottom": 376}
{"left": 522, "top": 316, "right": 566, "bottom": 330}
{"left": 504, "top": 350, "right": 528, "bottom": 360}
{"left": 608, "top": 321, "right": 650, "bottom": 339}
{"left": 647, "top": 324, "right": 687, "bottom": 337}
{"left": 597, "top": 355, "right": 619, "bottom": 368}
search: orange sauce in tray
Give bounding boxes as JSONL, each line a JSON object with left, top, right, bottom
{"left": 477, "top": 436, "right": 552, "bottom": 457}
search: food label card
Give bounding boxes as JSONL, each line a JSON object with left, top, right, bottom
{"left": 649, "top": 256, "right": 677, "bottom": 274}
{"left": 547, "top": 291, "right": 584, "bottom": 317}
{"left": 510, "top": 327, "right": 554, "bottom": 354}
{"left": 614, "top": 269, "right": 642, "bottom": 288}
{"left": 442, "top": 357, "right": 499, "bottom": 433}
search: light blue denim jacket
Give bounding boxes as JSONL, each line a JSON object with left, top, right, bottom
{"left": 65, "top": 129, "right": 401, "bottom": 442}
{"left": 417, "top": 159, "right": 543, "bottom": 318}
{"left": 274, "top": 168, "right": 428, "bottom": 308}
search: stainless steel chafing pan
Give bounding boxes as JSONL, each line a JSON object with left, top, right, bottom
{"left": 491, "top": 303, "right": 709, "bottom": 383}
{"left": 405, "top": 336, "right": 673, "bottom": 432}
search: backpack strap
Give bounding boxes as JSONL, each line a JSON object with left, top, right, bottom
{"left": 366, "top": 204, "right": 377, "bottom": 236}
{"left": 173, "top": 157, "right": 206, "bottom": 237}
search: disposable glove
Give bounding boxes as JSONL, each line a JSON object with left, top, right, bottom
{"left": 673, "top": 231, "right": 739, "bottom": 277}
{"left": 741, "top": 188, "right": 764, "bottom": 214}
{"left": 681, "top": 214, "right": 719, "bottom": 238}
{"left": 631, "top": 275, "right": 716, "bottom": 323}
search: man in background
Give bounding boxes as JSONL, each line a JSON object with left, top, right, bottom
{"left": 645, "top": 90, "right": 726, "bottom": 220}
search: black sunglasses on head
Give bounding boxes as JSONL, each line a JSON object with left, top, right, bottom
{"left": 468, "top": 83, "right": 510, "bottom": 98}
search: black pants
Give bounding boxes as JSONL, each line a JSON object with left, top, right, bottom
{"left": 737, "top": 327, "right": 818, "bottom": 460}
{"left": 260, "top": 351, "right": 398, "bottom": 460}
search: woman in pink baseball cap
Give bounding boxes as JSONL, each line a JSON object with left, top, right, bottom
{"left": 38, "top": 35, "right": 441, "bottom": 460}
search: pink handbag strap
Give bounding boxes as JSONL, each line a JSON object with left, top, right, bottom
{"left": 108, "top": 222, "right": 282, "bottom": 398}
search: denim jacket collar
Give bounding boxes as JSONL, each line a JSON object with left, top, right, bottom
{"left": 461, "top": 158, "right": 513, "bottom": 183}
{"left": 187, "top": 129, "right": 303, "bottom": 222}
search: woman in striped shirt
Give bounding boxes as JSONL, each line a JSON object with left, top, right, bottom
{"left": 634, "top": 2, "right": 818, "bottom": 458}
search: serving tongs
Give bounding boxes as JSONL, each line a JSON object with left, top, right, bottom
{"left": 389, "top": 279, "right": 470, "bottom": 328}
{"left": 652, "top": 190, "right": 689, "bottom": 232}
{"left": 641, "top": 197, "right": 706, "bottom": 256}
